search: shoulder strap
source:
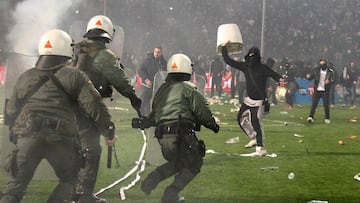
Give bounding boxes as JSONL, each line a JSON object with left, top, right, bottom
{"left": 4, "top": 73, "right": 49, "bottom": 126}
{"left": 44, "top": 71, "right": 75, "bottom": 102}
{"left": 22, "top": 75, "right": 50, "bottom": 103}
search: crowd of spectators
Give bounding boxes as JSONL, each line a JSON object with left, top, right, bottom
{"left": 104, "top": 0, "right": 360, "bottom": 69}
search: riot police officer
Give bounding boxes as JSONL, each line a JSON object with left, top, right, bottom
{"left": 0, "top": 29, "right": 116, "bottom": 203}
{"left": 72, "top": 15, "right": 142, "bottom": 203}
{"left": 137, "top": 54, "right": 219, "bottom": 202}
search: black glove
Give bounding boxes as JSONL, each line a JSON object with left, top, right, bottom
{"left": 131, "top": 117, "right": 155, "bottom": 130}
{"left": 130, "top": 95, "right": 142, "bottom": 111}
{"left": 212, "top": 124, "right": 220, "bottom": 133}
{"left": 105, "top": 122, "right": 115, "bottom": 139}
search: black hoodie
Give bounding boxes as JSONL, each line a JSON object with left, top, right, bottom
{"left": 221, "top": 46, "right": 282, "bottom": 100}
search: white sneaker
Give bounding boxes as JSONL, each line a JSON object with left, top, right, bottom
{"left": 245, "top": 139, "right": 257, "bottom": 148}
{"left": 255, "top": 146, "right": 267, "bottom": 156}
{"left": 307, "top": 117, "right": 314, "bottom": 123}
{"left": 325, "top": 119, "right": 331, "bottom": 124}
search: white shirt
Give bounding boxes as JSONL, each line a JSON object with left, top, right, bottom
{"left": 317, "top": 69, "right": 327, "bottom": 91}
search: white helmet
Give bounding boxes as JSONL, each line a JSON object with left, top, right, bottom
{"left": 167, "top": 54, "right": 193, "bottom": 75}
{"left": 86, "top": 15, "right": 114, "bottom": 40}
{"left": 38, "top": 29, "right": 73, "bottom": 57}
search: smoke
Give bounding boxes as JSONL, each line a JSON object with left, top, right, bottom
{"left": 6, "top": 0, "right": 82, "bottom": 55}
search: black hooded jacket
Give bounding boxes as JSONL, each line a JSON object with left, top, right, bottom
{"left": 221, "top": 46, "right": 282, "bottom": 100}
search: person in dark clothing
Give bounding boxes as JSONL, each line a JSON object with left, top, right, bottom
{"left": 339, "top": 61, "right": 357, "bottom": 108}
{"left": 306, "top": 59, "right": 335, "bottom": 124}
{"left": 137, "top": 46, "right": 167, "bottom": 116}
{"left": 328, "top": 62, "right": 339, "bottom": 107}
{"left": 210, "top": 55, "right": 225, "bottom": 98}
{"left": 221, "top": 41, "right": 283, "bottom": 156}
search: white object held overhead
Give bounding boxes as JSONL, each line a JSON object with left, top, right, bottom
{"left": 217, "top": 23, "right": 243, "bottom": 54}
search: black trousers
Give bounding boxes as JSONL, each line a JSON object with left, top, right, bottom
{"left": 309, "top": 90, "right": 330, "bottom": 119}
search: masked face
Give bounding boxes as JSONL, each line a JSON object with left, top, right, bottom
{"left": 320, "top": 60, "right": 327, "bottom": 70}
{"left": 245, "top": 47, "right": 261, "bottom": 64}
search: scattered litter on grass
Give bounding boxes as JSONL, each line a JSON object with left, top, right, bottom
{"left": 267, "top": 153, "right": 278, "bottom": 158}
{"left": 225, "top": 137, "right": 240, "bottom": 144}
{"left": 346, "top": 135, "right": 358, "bottom": 139}
{"left": 298, "top": 140, "right": 304, "bottom": 143}
{"left": 206, "top": 149, "right": 216, "bottom": 154}
{"left": 338, "top": 140, "right": 345, "bottom": 145}
{"left": 207, "top": 96, "right": 222, "bottom": 105}
{"left": 260, "top": 166, "right": 278, "bottom": 172}
{"left": 280, "top": 111, "right": 288, "bottom": 115}
{"left": 288, "top": 172, "right": 295, "bottom": 179}
{"left": 263, "top": 119, "right": 305, "bottom": 127}
{"left": 229, "top": 98, "right": 239, "bottom": 105}
{"left": 239, "top": 152, "right": 277, "bottom": 158}
{"left": 294, "top": 133, "right": 304, "bottom": 138}
{"left": 307, "top": 200, "right": 328, "bottom": 203}
{"left": 354, "top": 173, "right": 360, "bottom": 181}
{"left": 205, "top": 149, "right": 277, "bottom": 158}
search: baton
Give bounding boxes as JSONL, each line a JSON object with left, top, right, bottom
{"left": 113, "top": 144, "right": 120, "bottom": 168}
{"left": 107, "top": 145, "right": 112, "bottom": 168}
{"left": 107, "top": 128, "right": 115, "bottom": 168}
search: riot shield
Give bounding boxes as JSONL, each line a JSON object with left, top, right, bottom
{"left": 145, "top": 71, "right": 168, "bottom": 166}
{"left": 152, "top": 71, "right": 168, "bottom": 94}
{"left": 69, "top": 21, "right": 124, "bottom": 58}
{"left": 2, "top": 52, "right": 56, "bottom": 180}
{"left": 109, "top": 25, "right": 124, "bottom": 59}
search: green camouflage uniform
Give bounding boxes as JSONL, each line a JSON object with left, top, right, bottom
{"left": 141, "top": 80, "right": 218, "bottom": 203}
{"left": 1, "top": 64, "right": 113, "bottom": 203}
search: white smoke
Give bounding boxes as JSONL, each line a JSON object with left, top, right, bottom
{"left": 6, "top": 0, "right": 81, "bottom": 55}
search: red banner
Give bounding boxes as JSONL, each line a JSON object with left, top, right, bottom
{"left": 205, "top": 72, "right": 232, "bottom": 92}
{"left": 0, "top": 65, "right": 5, "bottom": 86}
